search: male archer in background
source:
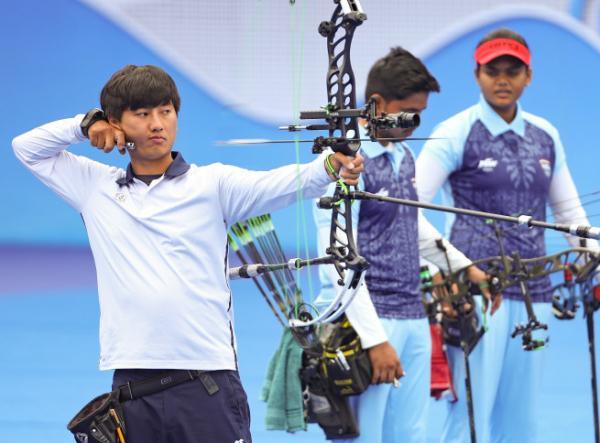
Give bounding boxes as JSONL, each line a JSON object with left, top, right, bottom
{"left": 13, "top": 64, "right": 364, "bottom": 443}
{"left": 314, "top": 47, "right": 496, "bottom": 443}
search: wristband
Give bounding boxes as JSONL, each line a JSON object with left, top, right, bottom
{"left": 325, "top": 154, "right": 340, "bottom": 181}
{"left": 81, "top": 108, "right": 107, "bottom": 138}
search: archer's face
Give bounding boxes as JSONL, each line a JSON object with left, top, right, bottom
{"left": 112, "top": 102, "right": 178, "bottom": 162}
{"left": 377, "top": 91, "right": 429, "bottom": 141}
{"left": 476, "top": 56, "right": 531, "bottom": 117}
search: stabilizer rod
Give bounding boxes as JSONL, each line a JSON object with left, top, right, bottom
{"left": 340, "top": 191, "right": 600, "bottom": 240}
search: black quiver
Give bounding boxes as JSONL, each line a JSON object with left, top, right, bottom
{"left": 300, "top": 316, "right": 372, "bottom": 439}
{"left": 67, "top": 390, "right": 126, "bottom": 443}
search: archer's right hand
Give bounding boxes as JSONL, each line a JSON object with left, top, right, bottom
{"left": 88, "top": 120, "right": 127, "bottom": 155}
{"left": 367, "top": 341, "right": 404, "bottom": 384}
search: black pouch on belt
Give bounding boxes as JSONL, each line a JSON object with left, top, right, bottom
{"left": 301, "top": 352, "right": 360, "bottom": 439}
{"left": 320, "top": 317, "right": 372, "bottom": 397}
{"left": 67, "top": 390, "right": 126, "bottom": 443}
{"left": 67, "top": 369, "right": 218, "bottom": 443}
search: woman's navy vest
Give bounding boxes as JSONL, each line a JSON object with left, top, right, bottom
{"left": 448, "top": 120, "right": 556, "bottom": 302}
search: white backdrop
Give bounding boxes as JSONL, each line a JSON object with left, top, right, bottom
{"left": 81, "top": 0, "right": 587, "bottom": 125}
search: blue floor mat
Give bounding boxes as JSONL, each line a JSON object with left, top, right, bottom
{"left": 1, "top": 281, "right": 598, "bottom": 442}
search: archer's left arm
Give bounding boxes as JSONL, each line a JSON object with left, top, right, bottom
{"left": 220, "top": 151, "right": 359, "bottom": 224}
{"left": 218, "top": 152, "right": 363, "bottom": 224}
{"left": 217, "top": 156, "right": 329, "bottom": 225}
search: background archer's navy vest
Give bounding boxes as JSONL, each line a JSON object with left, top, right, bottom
{"left": 448, "top": 120, "right": 556, "bottom": 302}
{"left": 357, "top": 147, "right": 423, "bottom": 319}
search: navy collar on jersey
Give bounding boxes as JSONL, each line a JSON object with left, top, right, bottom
{"left": 116, "top": 151, "right": 190, "bottom": 186}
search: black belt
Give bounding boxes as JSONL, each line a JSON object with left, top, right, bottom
{"left": 118, "top": 369, "right": 220, "bottom": 402}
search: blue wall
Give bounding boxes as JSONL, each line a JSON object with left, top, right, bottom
{"left": 3, "top": 1, "right": 600, "bottom": 252}
{"left": 1, "top": 0, "right": 295, "bottom": 245}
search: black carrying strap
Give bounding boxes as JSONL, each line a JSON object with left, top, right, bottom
{"left": 118, "top": 369, "right": 219, "bottom": 402}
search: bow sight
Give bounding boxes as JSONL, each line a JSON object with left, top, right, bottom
{"left": 293, "top": 98, "right": 420, "bottom": 155}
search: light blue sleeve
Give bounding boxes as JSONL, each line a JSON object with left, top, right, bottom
{"left": 553, "top": 132, "right": 566, "bottom": 173}
{"left": 419, "top": 121, "right": 465, "bottom": 175}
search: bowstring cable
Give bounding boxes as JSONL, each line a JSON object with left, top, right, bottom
{"left": 290, "top": 1, "right": 316, "bottom": 312}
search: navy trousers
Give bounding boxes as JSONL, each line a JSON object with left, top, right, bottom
{"left": 112, "top": 369, "right": 251, "bottom": 443}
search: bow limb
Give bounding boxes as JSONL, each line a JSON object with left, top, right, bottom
{"left": 289, "top": 269, "right": 365, "bottom": 328}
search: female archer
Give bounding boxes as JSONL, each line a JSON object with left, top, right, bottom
{"left": 416, "top": 28, "right": 598, "bottom": 442}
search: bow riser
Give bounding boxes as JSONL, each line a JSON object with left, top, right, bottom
{"left": 320, "top": 3, "right": 365, "bottom": 155}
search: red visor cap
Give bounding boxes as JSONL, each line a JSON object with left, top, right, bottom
{"left": 474, "top": 38, "right": 531, "bottom": 66}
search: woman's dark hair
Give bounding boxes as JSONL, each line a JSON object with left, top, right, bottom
{"left": 100, "top": 65, "right": 181, "bottom": 120}
{"left": 365, "top": 47, "right": 440, "bottom": 102}
{"left": 476, "top": 28, "right": 529, "bottom": 49}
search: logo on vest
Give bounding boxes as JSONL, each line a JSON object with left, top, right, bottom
{"left": 375, "top": 187, "right": 389, "bottom": 197}
{"left": 477, "top": 158, "right": 498, "bottom": 172}
{"left": 539, "top": 159, "right": 551, "bottom": 177}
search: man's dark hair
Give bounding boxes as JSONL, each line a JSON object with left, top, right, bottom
{"left": 364, "top": 47, "right": 440, "bottom": 102}
{"left": 100, "top": 65, "right": 181, "bottom": 120}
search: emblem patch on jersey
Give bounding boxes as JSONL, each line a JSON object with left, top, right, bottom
{"left": 115, "top": 192, "right": 127, "bottom": 202}
{"left": 477, "top": 157, "right": 498, "bottom": 172}
{"left": 376, "top": 187, "right": 389, "bottom": 197}
{"left": 539, "top": 159, "right": 552, "bottom": 178}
